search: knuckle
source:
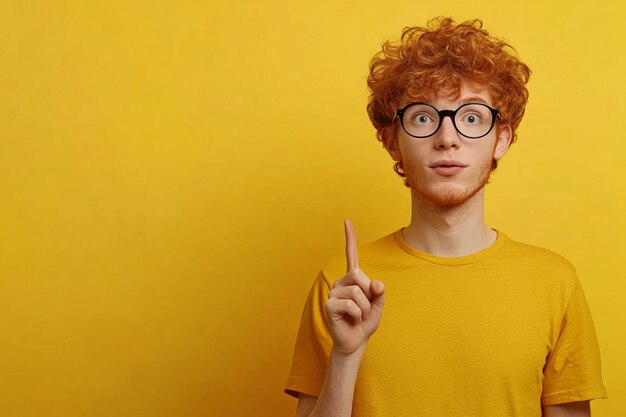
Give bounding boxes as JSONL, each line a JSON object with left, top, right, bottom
{"left": 350, "top": 285, "right": 361, "bottom": 297}
{"left": 344, "top": 299, "right": 358, "bottom": 312}
{"left": 325, "top": 299, "right": 339, "bottom": 315}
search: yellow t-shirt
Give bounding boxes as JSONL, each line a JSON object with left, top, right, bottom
{"left": 285, "top": 229, "right": 607, "bottom": 417}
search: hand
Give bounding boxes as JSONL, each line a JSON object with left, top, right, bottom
{"left": 325, "top": 219, "right": 386, "bottom": 356}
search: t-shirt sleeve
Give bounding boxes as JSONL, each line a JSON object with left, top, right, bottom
{"left": 284, "top": 271, "right": 333, "bottom": 398}
{"left": 541, "top": 277, "right": 608, "bottom": 404}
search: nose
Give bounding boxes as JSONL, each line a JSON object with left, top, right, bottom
{"left": 433, "top": 115, "right": 461, "bottom": 150}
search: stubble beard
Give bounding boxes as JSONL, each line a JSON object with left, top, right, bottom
{"left": 404, "top": 157, "right": 494, "bottom": 207}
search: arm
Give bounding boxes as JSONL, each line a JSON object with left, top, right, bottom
{"left": 542, "top": 278, "right": 606, "bottom": 414}
{"left": 295, "top": 394, "right": 317, "bottom": 417}
{"left": 295, "top": 346, "right": 366, "bottom": 417}
{"left": 294, "top": 220, "right": 385, "bottom": 417}
{"left": 543, "top": 401, "right": 590, "bottom": 417}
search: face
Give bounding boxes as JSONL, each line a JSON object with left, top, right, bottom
{"left": 386, "top": 81, "right": 512, "bottom": 206}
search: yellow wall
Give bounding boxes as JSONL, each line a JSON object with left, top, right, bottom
{"left": 1, "top": 1, "right": 624, "bottom": 416}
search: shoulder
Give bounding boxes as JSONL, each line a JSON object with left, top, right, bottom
{"left": 502, "top": 234, "right": 575, "bottom": 268}
{"left": 499, "top": 233, "right": 579, "bottom": 286}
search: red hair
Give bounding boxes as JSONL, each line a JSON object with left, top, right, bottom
{"left": 366, "top": 17, "right": 531, "bottom": 183}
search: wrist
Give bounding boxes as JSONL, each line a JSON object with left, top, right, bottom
{"left": 330, "top": 343, "right": 367, "bottom": 363}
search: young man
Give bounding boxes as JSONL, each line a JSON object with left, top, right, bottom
{"left": 284, "top": 18, "right": 607, "bottom": 417}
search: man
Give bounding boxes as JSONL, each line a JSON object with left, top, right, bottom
{"left": 284, "top": 18, "right": 607, "bottom": 417}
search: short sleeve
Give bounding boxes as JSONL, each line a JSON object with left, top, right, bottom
{"left": 541, "top": 278, "right": 608, "bottom": 404}
{"left": 284, "top": 271, "right": 333, "bottom": 398}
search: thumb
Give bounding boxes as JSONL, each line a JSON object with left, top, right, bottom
{"left": 370, "top": 280, "right": 385, "bottom": 307}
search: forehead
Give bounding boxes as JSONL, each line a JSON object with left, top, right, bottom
{"left": 402, "top": 80, "right": 493, "bottom": 108}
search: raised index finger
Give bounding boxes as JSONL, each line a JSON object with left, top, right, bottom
{"left": 344, "top": 218, "right": 359, "bottom": 272}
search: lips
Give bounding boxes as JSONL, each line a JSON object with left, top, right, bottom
{"left": 429, "top": 160, "right": 468, "bottom": 168}
{"left": 429, "top": 160, "right": 467, "bottom": 176}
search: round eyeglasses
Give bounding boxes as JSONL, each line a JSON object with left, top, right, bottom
{"left": 395, "top": 102, "right": 499, "bottom": 139}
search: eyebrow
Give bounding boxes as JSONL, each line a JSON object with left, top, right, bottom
{"left": 399, "top": 95, "right": 492, "bottom": 110}
{"left": 458, "top": 96, "right": 489, "bottom": 106}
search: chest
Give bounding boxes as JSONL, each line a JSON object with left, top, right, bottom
{"left": 361, "top": 268, "right": 554, "bottom": 383}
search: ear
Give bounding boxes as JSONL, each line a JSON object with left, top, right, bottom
{"left": 383, "top": 129, "right": 402, "bottom": 162}
{"left": 493, "top": 124, "right": 513, "bottom": 161}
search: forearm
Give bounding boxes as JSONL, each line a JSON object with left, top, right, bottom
{"left": 308, "top": 345, "right": 365, "bottom": 417}
{"left": 542, "top": 401, "right": 591, "bottom": 417}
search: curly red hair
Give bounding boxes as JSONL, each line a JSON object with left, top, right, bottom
{"left": 367, "top": 17, "right": 531, "bottom": 184}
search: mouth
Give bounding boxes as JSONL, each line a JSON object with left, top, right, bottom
{"left": 429, "top": 160, "right": 467, "bottom": 176}
{"left": 429, "top": 160, "right": 468, "bottom": 168}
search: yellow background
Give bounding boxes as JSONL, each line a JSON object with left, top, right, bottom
{"left": 1, "top": 1, "right": 624, "bottom": 416}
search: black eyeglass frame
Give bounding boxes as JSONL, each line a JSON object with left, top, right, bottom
{"left": 395, "top": 102, "right": 500, "bottom": 139}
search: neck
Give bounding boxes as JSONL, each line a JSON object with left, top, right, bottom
{"left": 402, "top": 187, "right": 497, "bottom": 257}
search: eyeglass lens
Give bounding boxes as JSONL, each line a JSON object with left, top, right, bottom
{"left": 402, "top": 103, "right": 494, "bottom": 138}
